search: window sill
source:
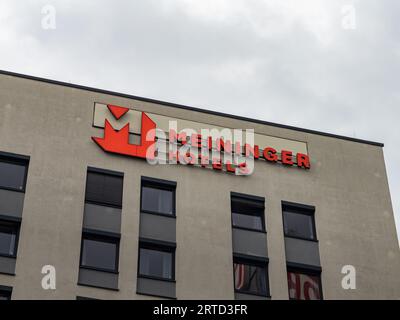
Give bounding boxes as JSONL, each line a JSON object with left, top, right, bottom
{"left": 0, "top": 186, "right": 25, "bottom": 193}
{"left": 77, "top": 282, "right": 119, "bottom": 292}
{"left": 286, "top": 262, "right": 322, "bottom": 273}
{"left": 234, "top": 290, "right": 271, "bottom": 298}
{"left": 79, "top": 265, "right": 119, "bottom": 274}
{"left": 140, "top": 210, "right": 176, "bottom": 218}
{"left": 232, "top": 226, "right": 266, "bottom": 234}
{"left": 0, "top": 253, "right": 17, "bottom": 259}
{"left": 136, "top": 291, "right": 177, "bottom": 300}
{"left": 233, "top": 253, "right": 269, "bottom": 264}
{"left": 0, "top": 215, "right": 22, "bottom": 223}
{"left": 289, "top": 297, "right": 323, "bottom": 301}
{"left": 82, "top": 228, "right": 121, "bottom": 239}
{"left": 284, "top": 235, "right": 319, "bottom": 242}
{"left": 138, "top": 274, "right": 176, "bottom": 283}
{"left": 85, "top": 200, "right": 122, "bottom": 209}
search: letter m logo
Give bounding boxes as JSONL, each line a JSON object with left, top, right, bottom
{"left": 92, "top": 103, "right": 156, "bottom": 159}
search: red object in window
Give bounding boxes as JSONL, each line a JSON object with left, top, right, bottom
{"left": 287, "top": 271, "right": 321, "bottom": 300}
{"left": 234, "top": 263, "right": 245, "bottom": 290}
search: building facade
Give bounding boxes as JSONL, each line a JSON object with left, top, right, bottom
{"left": 0, "top": 70, "right": 399, "bottom": 300}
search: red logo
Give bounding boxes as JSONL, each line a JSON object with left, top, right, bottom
{"left": 92, "top": 104, "right": 156, "bottom": 159}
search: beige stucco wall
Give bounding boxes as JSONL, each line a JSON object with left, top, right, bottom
{"left": 0, "top": 73, "right": 398, "bottom": 299}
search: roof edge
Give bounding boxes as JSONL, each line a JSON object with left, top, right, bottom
{"left": 0, "top": 69, "right": 384, "bottom": 147}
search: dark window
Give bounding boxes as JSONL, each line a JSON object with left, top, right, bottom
{"left": 139, "top": 243, "right": 175, "bottom": 280}
{"left": 0, "top": 220, "right": 19, "bottom": 257}
{"left": 231, "top": 195, "right": 265, "bottom": 231}
{"left": 287, "top": 269, "right": 322, "bottom": 300}
{"left": 80, "top": 234, "right": 119, "bottom": 272}
{"left": 282, "top": 203, "right": 316, "bottom": 240}
{"left": 76, "top": 296, "right": 98, "bottom": 300}
{"left": 85, "top": 169, "right": 123, "bottom": 207}
{"left": 0, "top": 287, "right": 12, "bottom": 300}
{"left": 233, "top": 259, "right": 269, "bottom": 296}
{"left": 141, "top": 178, "right": 176, "bottom": 216}
{"left": 0, "top": 156, "right": 28, "bottom": 192}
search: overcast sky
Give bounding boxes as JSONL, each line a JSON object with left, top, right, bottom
{"left": 0, "top": 0, "right": 399, "bottom": 240}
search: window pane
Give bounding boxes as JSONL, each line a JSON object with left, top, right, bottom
{"left": 283, "top": 211, "right": 314, "bottom": 239}
{"left": 0, "top": 161, "right": 26, "bottom": 191}
{"left": 0, "top": 291, "right": 11, "bottom": 300}
{"left": 139, "top": 248, "right": 173, "bottom": 279}
{"left": 0, "top": 224, "right": 17, "bottom": 256}
{"left": 81, "top": 238, "right": 117, "bottom": 271}
{"left": 287, "top": 271, "right": 322, "bottom": 300}
{"left": 234, "top": 263, "right": 267, "bottom": 296}
{"left": 232, "top": 212, "right": 263, "bottom": 230}
{"left": 86, "top": 172, "right": 123, "bottom": 207}
{"left": 141, "top": 186, "right": 173, "bottom": 215}
{"left": 231, "top": 197, "right": 264, "bottom": 231}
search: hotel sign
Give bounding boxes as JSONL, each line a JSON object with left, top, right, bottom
{"left": 92, "top": 103, "right": 310, "bottom": 175}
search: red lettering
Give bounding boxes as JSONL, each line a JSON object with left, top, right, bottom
{"left": 178, "top": 132, "right": 187, "bottom": 145}
{"left": 168, "top": 151, "right": 179, "bottom": 162}
{"left": 281, "top": 150, "right": 293, "bottom": 165}
{"left": 226, "top": 161, "right": 236, "bottom": 173}
{"left": 245, "top": 144, "right": 259, "bottom": 159}
{"left": 212, "top": 158, "right": 222, "bottom": 170}
{"left": 191, "top": 134, "right": 202, "bottom": 148}
{"left": 216, "top": 138, "right": 232, "bottom": 153}
{"left": 263, "top": 147, "right": 278, "bottom": 162}
{"left": 216, "top": 138, "right": 224, "bottom": 152}
{"left": 184, "top": 152, "right": 196, "bottom": 165}
{"left": 198, "top": 154, "right": 209, "bottom": 167}
{"left": 296, "top": 153, "right": 310, "bottom": 169}
{"left": 238, "top": 162, "right": 249, "bottom": 175}
{"left": 207, "top": 136, "right": 213, "bottom": 150}
{"left": 169, "top": 129, "right": 177, "bottom": 142}
{"left": 234, "top": 141, "right": 242, "bottom": 155}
